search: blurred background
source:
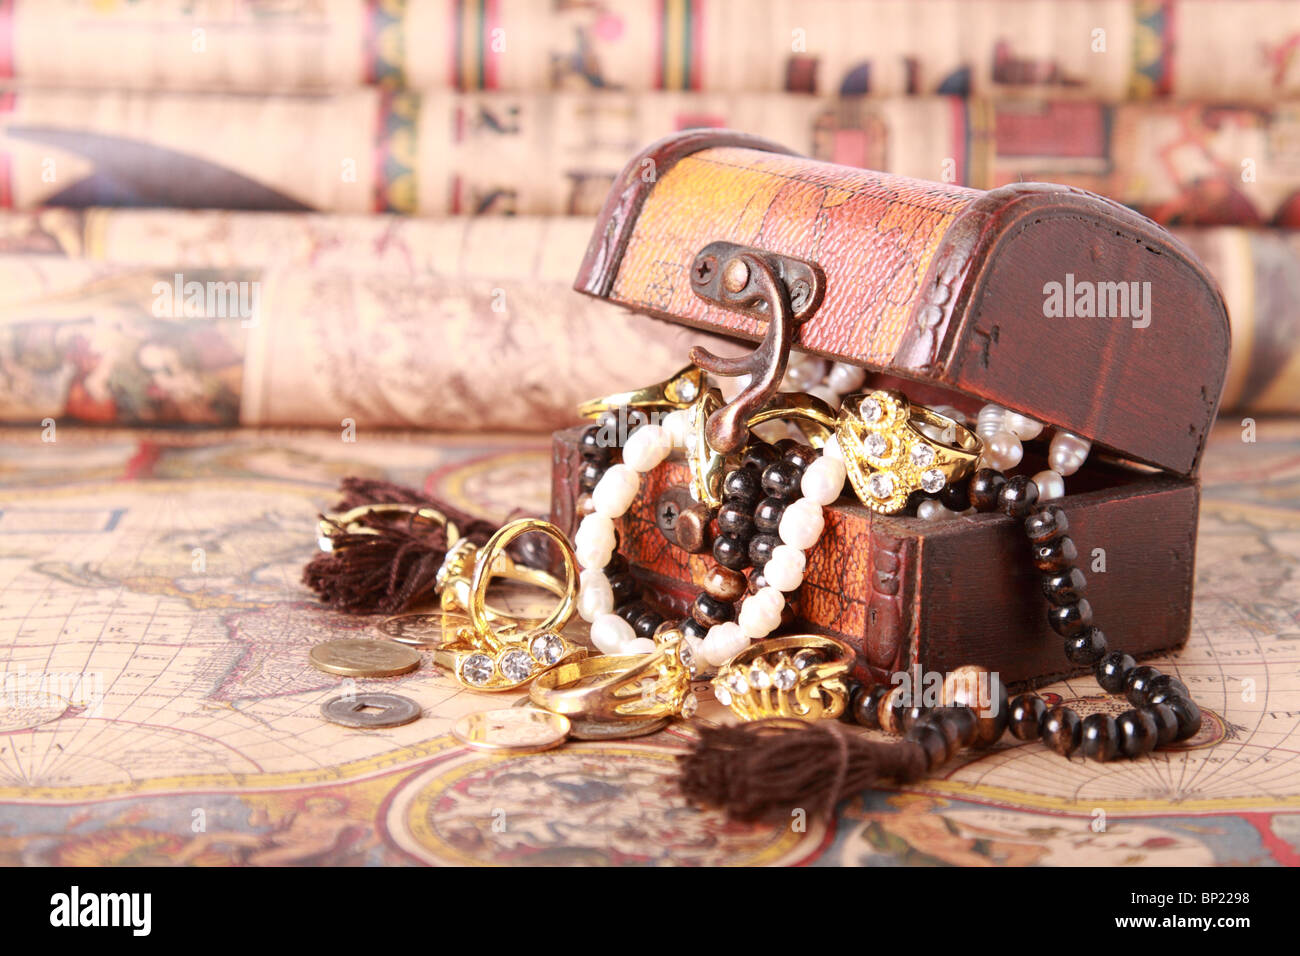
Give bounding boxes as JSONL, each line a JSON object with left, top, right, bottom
{"left": 0, "top": 0, "right": 1296, "bottom": 434}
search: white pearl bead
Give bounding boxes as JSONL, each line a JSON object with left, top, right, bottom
{"left": 800, "top": 456, "right": 846, "bottom": 505}
{"left": 590, "top": 612, "right": 636, "bottom": 654}
{"left": 931, "top": 404, "right": 968, "bottom": 425}
{"left": 703, "top": 622, "right": 747, "bottom": 667}
{"left": 787, "top": 350, "right": 816, "bottom": 369}
{"left": 778, "top": 498, "right": 824, "bottom": 550}
{"left": 754, "top": 585, "right": 785, "bottom": 613}
{"left": 782, "top": 358, "right": 827, "bottom": 391}
{"left": 916, "top": 499, "right": 955, "bottom": 520}
{"left": 980, "top": 429, "right": 1023, "bottom": 471}
{"left": 808, "top": 384, "right": 842, "bottom": 410}
{"left": 764, "top": 544, "right": 806, "bottom": 592}
{"left": 738, "top": 594, "right": 782, "bottom": 639}
{"left": 1032, "top": 469, "right": 1066, "bottom": 501}
{"left": 621, "top": 424, "right": 671, "bottom": 472}
{"left": 660, "top": 409, "right": 691, "bottom": 449}
{"left": 821, "top": 435, "right": 844, "bottom": 462}
{"left": 591, "top": 464, "right": 639, "bottom": 518}
{"left": 1004, "top": 412, "right": 1044, "bottom": 440}
{"left": 1048, "top": 431, "right": 1091, "bottom": 476}
{"left": 624, "top": 637, "right": 657, "bottom": 654}
{"left": 577, "top": 569, "right": 614, "bottom": 621}
{"left": 574, "top": 513, "right": 616, "bottom": 568}
{"left": 826, "top": 361, "right": 867, "bottom": 394}
{"left": 976, "top": 404, "right": 1008, "bottom": 440}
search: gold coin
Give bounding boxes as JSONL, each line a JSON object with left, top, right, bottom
{"left": 309, "top": 639, "right": 421, "bottom": 678}
{"left": 452, "top": 708, "right": 570, "bottom": 753}
{"left": 567, "top": 715, "right": 671, "bottom": 740}
{"left": 376, "top": 611, "right": 473, "bottom": 647}
{"left": 509, "top": 697, "right": 667, "bottom": 739}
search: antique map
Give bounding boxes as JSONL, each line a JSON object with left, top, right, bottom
{"left": 0, "top": 419, "right": 1296, "bottom": 866}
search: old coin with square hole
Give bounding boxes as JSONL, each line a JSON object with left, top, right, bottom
{"left": 320, "top": 692, "right": 422, "bottom": 728}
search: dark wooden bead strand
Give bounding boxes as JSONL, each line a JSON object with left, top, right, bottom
{"left": 840, "top": 464, "right": 1205, "bottom": 768}
{"left": 597, "top": 438, "right": 817, "bottom": 651}
{"left": 965, "top": 470, "right": 1204, "bottom": 761}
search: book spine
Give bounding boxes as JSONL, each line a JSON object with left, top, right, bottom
{"left": 4, "top": 1, "right": 1298, "bottom": 104}
{"left": 5, "top": 90, "right": 1300, "bottom": 228}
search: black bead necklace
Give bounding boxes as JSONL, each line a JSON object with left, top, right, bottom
{"left": 575, "top": 416, "right": 818, "bottom": 643}
{"left": 843, "top": 465, "right": 1202, "bottom": 768}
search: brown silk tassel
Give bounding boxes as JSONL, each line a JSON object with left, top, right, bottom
{"left": 302, "top": 477, "right": 506, "bottom": 615}
{"left": 677, "top": 719, "right": 930, "bottom": 821}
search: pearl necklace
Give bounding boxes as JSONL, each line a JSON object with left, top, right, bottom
{"left": 572, "top": 408, "right": 845, "bottom": 667}
{"left": 780, "top": 352, "right": 1095, "bottom": 520}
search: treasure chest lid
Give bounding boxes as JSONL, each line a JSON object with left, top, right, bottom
{"left": 573, "top": 130, "right": 1230, "bottom": 478}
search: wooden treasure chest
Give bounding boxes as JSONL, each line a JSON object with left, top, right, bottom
{"left": 550, "top": 130, "right": 1230, "bottom": 689}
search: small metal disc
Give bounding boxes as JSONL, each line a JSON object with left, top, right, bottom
{"left": 376, "top": 612, "right": 472, "bottom": 647}
{"left": 320, "top": 693, "right": 422, "bottom": 728}
{"left": 452, "top": 708, "right": 571, "bottom": 753}
{"left": 566, "top": 715, "right": 671, "bottom": 740}
{"left": 309, "top": 639, "right": 421, "bottom": 677}
{"left": 508, "top": 697, "right": 668, "bottom": 740}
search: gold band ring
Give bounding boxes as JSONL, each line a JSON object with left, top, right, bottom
{"left": 837, "top": 389, "right": 982, "bottom": 514}
{"left": 438, "top": 539, "right": 571, "bottom": 628}
{"left": 577, "top": 364, "right": 706, "bottom": 420}
{"left": 433, "top": 518, "right": 583, "bottom": 690}
{"left": 529, "top": 636, "right": 699, "bottom": 721}
{"left": 317, "top": 503, "right": 458, "bottom": 553}
{"left": 712, "top": 635, "right": 854, "bottom": 721}
{"left": 462, "top": 519, "right": 577, "bottom": 650}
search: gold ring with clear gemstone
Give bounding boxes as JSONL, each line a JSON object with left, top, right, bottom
{"left": 577, "top": 364, "right": 706, "bottom": 420}
{"left": 837, "top": 389, "right": 982, "bottom": 514}
{"left": 436, "top": 518, "right": 578, "bottom": 651}
{"left": 712, "top": 636, "right": 854, "bottom": 721}
{"left": 433, "top": 631, "right": 588, "bottom": 693}
{"left": 432, "top": 518, "right": 584, "bottom": 691}
{"left": 684, "top": 385, "right": 839, "bottom": 508}
{"left": 528, "top": 633, "right": 699, "bottom": 722}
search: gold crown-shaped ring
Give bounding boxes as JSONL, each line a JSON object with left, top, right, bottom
{"left": 712, "top": 636, "right": 854, "bottom": 721}
{"left": 837, "top": 390, "right": 982, "bottom": 515}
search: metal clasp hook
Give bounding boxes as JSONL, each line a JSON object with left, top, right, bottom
{"left": 686, "top": 241, "right": 824, "bottom": 455}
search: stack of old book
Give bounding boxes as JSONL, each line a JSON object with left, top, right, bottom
{"left": 1, "top": 0, "right": 1295, "bottom": 429}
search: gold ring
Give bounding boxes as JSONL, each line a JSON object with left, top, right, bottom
{"left": 431, "top": 518, "right": 583, "bottom": 690}
{"left": 437, "top": 538, "right": 570, "bottom": 627}
{"left": 712, "top": 636, "right": 854, "bottom": 721}
{"left": 686, "top": 386, "right": 839, "bottom": 507}
{"left": 317, "top": 503, "right": 458, "bottom": 553}
{"left": 529, "top": 635, "right": 699, "bottom": 721}
{"left": 434, "top": 635, "right": 588, "bottom": 692}
{"left": 577, "top": 364, "right": 706, "bottom": 420}
{"left": 837, "top": 389, "right": 982, "bottom": 514}
{"left": 462, "top": 519, "right": 577, "bottom": 649}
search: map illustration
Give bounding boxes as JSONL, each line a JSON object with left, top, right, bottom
{"left": 0, "top": 420, "right": 1296, "bottom": 866}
